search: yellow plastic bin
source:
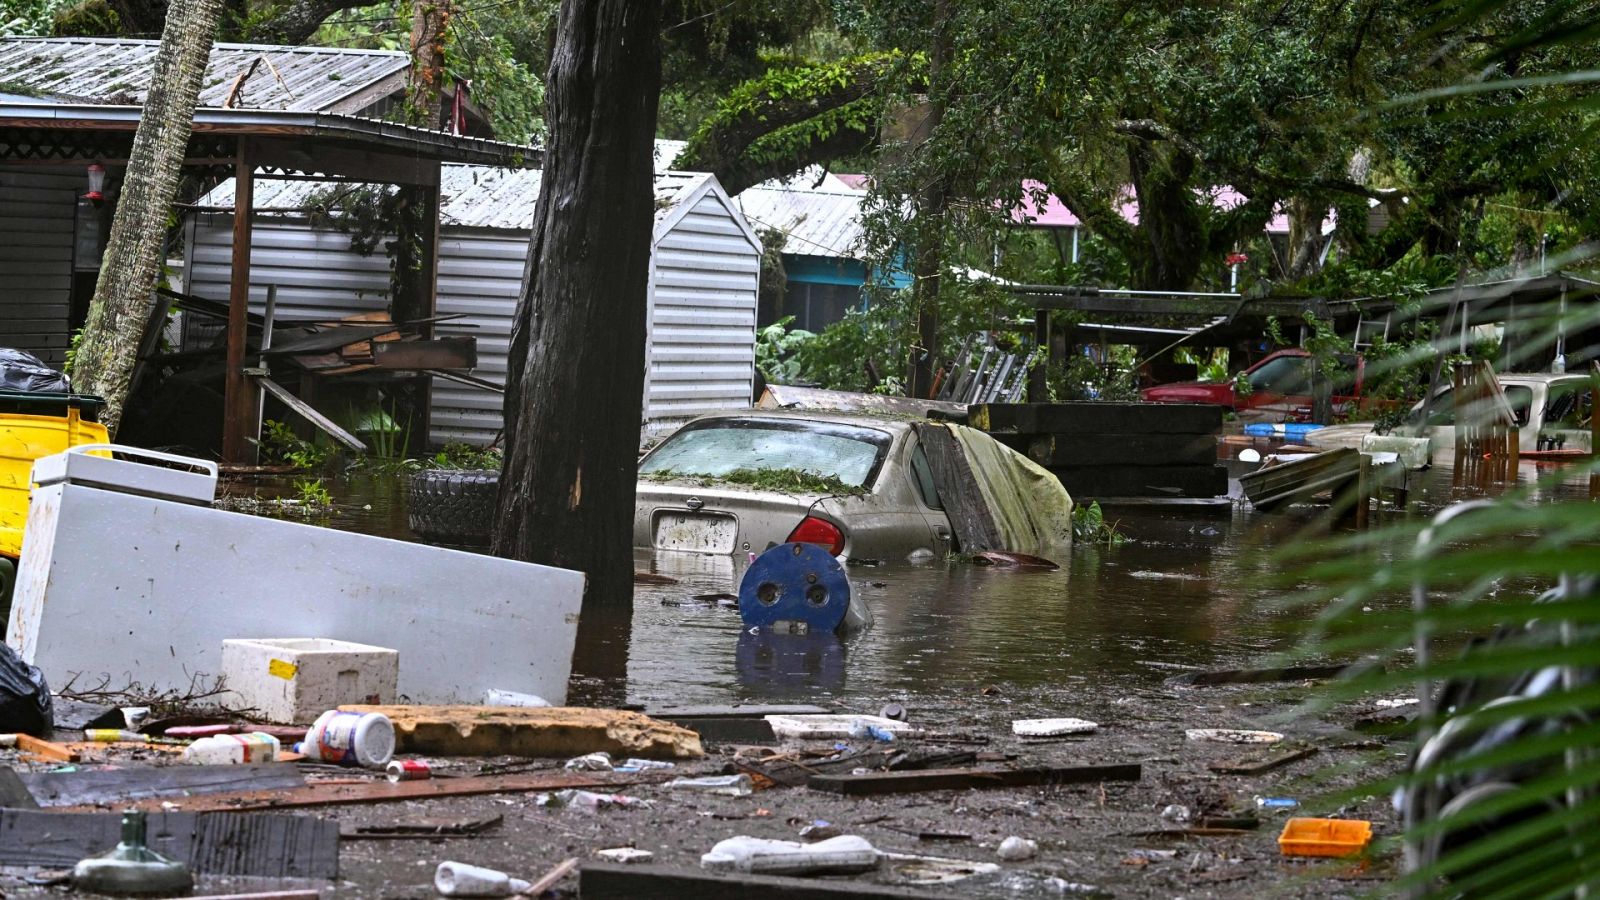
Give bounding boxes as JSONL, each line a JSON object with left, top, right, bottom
{"left": 0, "top": 394, "right": 110, "bottom": 560}
{"left": 1278, "top": 817, "right": 1374, "bottom": 858}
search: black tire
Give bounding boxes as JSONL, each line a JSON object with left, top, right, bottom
{"left": 408, "top": 469, "right": 500, "bottom": 545}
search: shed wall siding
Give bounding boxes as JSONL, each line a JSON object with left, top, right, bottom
{"left": 187, "top": 195, "right": 757, "bottom": 447}
{"left": 0, "top": 167, "right": 79, "bottom": 367}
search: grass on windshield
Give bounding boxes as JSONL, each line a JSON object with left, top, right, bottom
{"left": 643, "top": 467, "right": 868, "bottom": 496}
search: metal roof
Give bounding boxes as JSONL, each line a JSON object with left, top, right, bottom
{"left": 0, "top": 37, "right": 409, "bottom": 113}
{"left": 733, "top": 184, "right": 867, "bottom": 260}
{"left": 0, "top": 102, "right": 537, "bottom": 167}
{"left": 195, "top": 166, "right": 713, "bottom": 232}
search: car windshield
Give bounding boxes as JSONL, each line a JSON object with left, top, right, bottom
{"left": 1409, "top": 384, "right": 1535, "bottom": 427}
{"left": 640, "top": 419, "right": 892, "bottom": 488}
{"left": 1244, "top": 355, "right": 1313, "bottom": 395}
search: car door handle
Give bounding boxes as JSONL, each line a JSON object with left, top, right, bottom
{"left": 934, "top": 525, "right": 952, "bottom": 540}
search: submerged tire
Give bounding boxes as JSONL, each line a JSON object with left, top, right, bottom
{"left": 407, "top": 469, "right": 500, "bottom": 545}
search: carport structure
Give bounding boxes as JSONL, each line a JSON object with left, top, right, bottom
{"left": 0, "top": 101, "right": 535, "bottom": 461}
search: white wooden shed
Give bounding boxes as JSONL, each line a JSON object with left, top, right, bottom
{"left": 186, "top": 166, "right": 762, "bottom": 445}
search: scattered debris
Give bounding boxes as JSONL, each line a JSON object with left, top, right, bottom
{"left": 766, "top": 714, "right": 915, "bottom": 741}
{"left": 1159, "top": 804, "right": 1190, "bottom": 822}
{"left": 343, "top": 814, "right": 502, "bottom": 839}
{"left": 701, "top": 834, "right": 880, "bottom": 875}
{"left": 301, "top": 710, "right": 395, "bottom": 768}
{"left": 536, "top": 790, "right": 652, "bottom": 810}
{"left": 181, "top": 732, "right": 280, "bottom": 764}
{"left": 565, "top": 751, "right": 615, "bottom": 771}
{"left": 972, "top": 551, "right": 1059, "bottom": 569}
{"left": 1209, "top": 745, "right": 1318, "bottom": 775}
{"left": 435, "top": 860, "right": 532, "bottom": 897}
{"left": 849, "top": 719, "right": 898, "bottom": 742}
{"left": 1184, "top": 728, "right": 1284, "bottom": 744}
{"left": 881, "top": 851, "right": 1000, "bottom": 885}
{"left": 594, "top": 847, "right": 654, "bottom": 864}
{"left": 1256, "top": 796, "right": 1301, "bottom": 811}
{"left": 996, "top": 836, "right": 1038, "bottom": 861}
{"left": 1013, "top": 717, "right": 1098, "bottom": 737}
{"left": 668, "top": 774, "right": 754, "bottom": 796}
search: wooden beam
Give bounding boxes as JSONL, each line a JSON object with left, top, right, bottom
{"left": 807, "top": 763, "right": 1141, "bottom": 795}
{"left": 253, "top": 375, "right": 367, "bottom": 453}
{"left": 222, "top": 144, "right": 255, "bottom": 464}
{"left": 371, "top": 337, "right": 477, "bottom": 370}
{"left": 914, "top": 423, "right": 1002, "bottom": 552}
{"left": 0, "top": 809, "right": 338, "bottom": 878}
{"left": 578, "top": 863, "right": 957, "bottom": 900}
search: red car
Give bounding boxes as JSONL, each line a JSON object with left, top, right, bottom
{"left": 1141, "top": 349, "right": 1365, "bottom": 423}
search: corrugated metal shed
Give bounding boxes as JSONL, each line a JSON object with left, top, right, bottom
{"left": 186, "top": 166, "right": 760, "bottom": 446}
{"left": 733, "top": 183, "right": 868, "bottom": 260}
{"left": 0, "top": 165, "right": 78, "bottom": 366}
{"left": 0, "top": 37, "right": 408, "bottom": 113}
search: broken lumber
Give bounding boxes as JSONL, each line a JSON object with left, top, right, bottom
{"left": 1208, "top": 745, "right": 1318, "bottom": 776}
{"left": 529, "top": 857, "right": 580, "bottom": 894}
{"left": 337, "top": 705, "right": 704, "bottom": 759}
{"left": 0, "top": 809, "right": 338, "bottom": 878}
{"left": 16, "top": 734, "right": 78, "bottom": 763}
{"left": 808, "top": 763, "right": 1141, "bottom": 795}
{"left": 342, "top": 814, "right": 503, "bottom": 839}
{"left": 60, "top": 770, "right": 672, "bottom": 814}
{"left": 20, "top": 763, "right": 304, "bottom": 808}
{"left": 579, "top": 862, "right": 955, "bottom": 899}
{"left": 914, "top": 424, "right": 1003, "bottom": 551}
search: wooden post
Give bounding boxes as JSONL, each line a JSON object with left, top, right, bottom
{"left": 1028, "top": 307, "right": 1050, "bottom": 401}
{"left": 222, "top": 146, "right": 255, "bottom": 464}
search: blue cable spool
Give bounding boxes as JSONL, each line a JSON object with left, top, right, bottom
{"left": 738, "top": 542, "right": 853, "bottom": 633}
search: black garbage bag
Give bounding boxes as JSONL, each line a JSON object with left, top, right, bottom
{"left": 0, "top": 348, "right": 70, "bottom": 393}
{"left": 0, "top": 643, "right": 52, "bottom": 736}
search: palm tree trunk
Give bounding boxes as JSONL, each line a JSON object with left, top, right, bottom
{"left": 70, "top": 0, "right": 223, "bottom": 433}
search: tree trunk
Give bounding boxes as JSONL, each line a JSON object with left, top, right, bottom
{"left": 408, "top": 0, "right": 449, "bottom": 128}
{"left": 492, "top": 0, "right": 662, "bottom": 705}
{"left": 70, "top": 0, "right": 223, "bottom": 433}
{"left": 1284, "top": 196, "right": 1327, "bottom": 280}
{"left": 907, "top": 0, "right": 950, "bottom": 399}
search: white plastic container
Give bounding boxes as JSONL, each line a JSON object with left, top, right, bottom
{"left": 179, "top": 732, "right": 279, "bottom": 765}
{"left": 300, "top": 710, "right": 395, "bottom": 767}
{"left": 701, "top": 835, "right": 880, "bottom": 875}
{"left": 1012, "top": 717, "right": 1099, "bottom": 737}
{"left": 667, "top": 774, "right": 753, "bottom": 796}
{"left": 765, "top": 714, "right": 915, "bottom": 741}
{"left": 433, "top": 861, "right": 531, "bottom": 897}
{"left": 483, "top": 689, "right": 552, "bottom": 708}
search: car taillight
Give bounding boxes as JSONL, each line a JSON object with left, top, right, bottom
{"left": 787, "top": 515, "right": 845, "bottom": 556}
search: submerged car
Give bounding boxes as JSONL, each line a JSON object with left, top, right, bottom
{"left": 1306, "top": 372, "right": 1594, "bottom": 454}
{"left": 1142, "top": 348, "right": 1366, "bottom": 423}
{"left": 633, "top": 410, "right": 1071, "bottom": 562}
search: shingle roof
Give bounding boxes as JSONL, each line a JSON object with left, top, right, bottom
{"left": 0, "top": 37, "right": 409, "bottom": 113}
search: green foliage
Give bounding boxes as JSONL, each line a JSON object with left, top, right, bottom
{"left": 429, "top": 442, "right": 501, "bottom": 470}
{"left": 646, "top": 467, "right": 867, "bottom": 497}
{"left": 256, "top": 420, "right": 331, "bottom": 470}
{"left": 2, "top": 0, "right": 78, "bottom": 35}
{"left": 293, "top": 478, "right": 334, "bottom": 507}
{"left": 755, "top": 316, "right": 815, "bottom": 383}
{"left": 1071, "top": 501, "right": 1124, "bottom": 546}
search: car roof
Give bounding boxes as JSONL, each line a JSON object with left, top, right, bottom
{"left": 682, "top": 408, "right": 921, "bottom": 435}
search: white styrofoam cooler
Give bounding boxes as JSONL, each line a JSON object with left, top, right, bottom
{"left": 10, "top": 446, "right": 585, "bottom": 704}
{"left": 222, "top": 638, "right": 400, "bottom": 724}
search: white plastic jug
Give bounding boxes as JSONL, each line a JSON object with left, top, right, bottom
{"left": 300, "top": 710, "right": 395, "bottom": 768}
{"left": 433, "top": 861, "right": 531, "bottom": 897}
{"left": 701, "top": 835, "right": 880, "bottom": 875}
{"left": 179, "top": 732, "right": 279, "bottom": 765}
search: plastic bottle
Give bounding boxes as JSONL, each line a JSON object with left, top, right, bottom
{"left": 84, "top": 729, "right": 146, "bottom": 743}
{"left": 1255, "top": 796, "right": 1299, "bottom": 810}
{"left": 433, "top": 861, "right": 531, "bottom": 897}
{"left": 300, "top": 710, "right": 395, "bottom": 768}
{"left": 617, "top": 758, "right": 675, "bottom": 771}
{"left": 179, "top": 732, "right": 279, "bottom": 765}
{"left": 848, "top": 719, "right": 896, "bottom": 742}
{"left": 701, "top": 835, "right": 879, "bottom": 875}
{"left": 666, "top": 774, "right": 753, "bottom": 796}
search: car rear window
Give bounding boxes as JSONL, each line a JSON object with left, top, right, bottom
{"left": 640, "top": 419, "right": 892, "bottom": 488}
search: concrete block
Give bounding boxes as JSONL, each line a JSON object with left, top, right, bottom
{"left": 222, "top": 638, "right": 399, "bottom": 725}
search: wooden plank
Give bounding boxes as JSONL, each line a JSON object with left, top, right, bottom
{"left": 970, "top": 402, "right": 1223, "bottom": 436}
{"left": 0, "top": 809, "right": 339, "bottom": 878}
{"left": 579, "top": 863, "right": 957, "bottom": 900}
{"left": 59, "top": 770, "right": 672, "bottom": 814}
{"left": 15, "top": 734, "right": 77, "bottom": 763}
{"left": 1028, "top": 433, "right": 1217, "bottom": 467}
{"left": 808, "top": 763, "right": 1141, "bottom": 795}
{"left": 253, "top": 375, "right": 368, "bottom": 452}
{"left": 528, "top": 857, "right": 580, "bottom": 894}
{"left": 1050, "top": 465, "right": 1229, "bottom": 499}
{"left": 914, "top": 423, "right": 1003, "bottom": 552}
{"left": 371, "top": 336, "right": 477, "bottom": 370}
{"left": 20, "top": 763, "right": 306, "bottom": 808}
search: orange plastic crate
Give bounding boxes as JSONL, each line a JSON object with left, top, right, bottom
{"left": 1278, "top": 817, "right": 1373, "bottom": 858}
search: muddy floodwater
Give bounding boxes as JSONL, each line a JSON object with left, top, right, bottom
{"left": 298, "top": 448, "right": 1597, "bottom": 724}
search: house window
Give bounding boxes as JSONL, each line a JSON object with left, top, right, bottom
{"left": 782, "top": 282, "right": 864, "bottom": 332}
